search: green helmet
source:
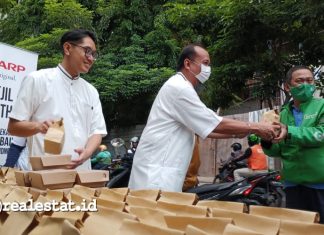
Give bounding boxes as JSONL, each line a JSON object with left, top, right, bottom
{"left": 248, "top": 134, "right": 260, "bottom": 145}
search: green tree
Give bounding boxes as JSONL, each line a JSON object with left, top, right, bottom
{"left": 0, "top": 0, "right": 46, "bottom": 44}
{"left": 1, "top": 0, "right": 322, "bottom": 128}
{"left": 0, "top": 0, "right": 17, "bottom": 18}
{"left": 162, "top": 0, "right": 323, "bottom": 110}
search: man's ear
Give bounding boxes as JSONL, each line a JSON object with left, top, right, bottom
{"left": 284, "top": 82, "right": 291, "bottom": 93}
{"left": 63, "top": 42, "right": 72, "bottom": 56}
{"left": 183, "top": 58, "right": 191, "bottom": 70}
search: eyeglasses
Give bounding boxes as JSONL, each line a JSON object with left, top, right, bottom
{"left": 69, "top": 42, "right": 99, "bottom": 60}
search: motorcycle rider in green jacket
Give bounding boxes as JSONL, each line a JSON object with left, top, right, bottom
{"left": 261, "top": 65, "right": 324, "bottom": 223}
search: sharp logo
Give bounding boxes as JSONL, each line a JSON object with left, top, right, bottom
{"left": 0, "top": 60, "right": 26, "bottom": 72}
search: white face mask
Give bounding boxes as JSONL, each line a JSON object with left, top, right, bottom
{"left": 191, "top": 62, "right": 211, "bottom": 84}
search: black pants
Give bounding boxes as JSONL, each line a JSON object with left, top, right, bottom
{"left": 4, "top": 143, "right": 24, "bottom": 167}
{"left": 285, "top": 185, "right": 324, "bottom": 224}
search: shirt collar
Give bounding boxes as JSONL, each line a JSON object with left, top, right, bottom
{"left": 57, "top": 64, "right": 80, "bottom": 80}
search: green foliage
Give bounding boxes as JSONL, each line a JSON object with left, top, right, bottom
{"left": 15, "top": 28, "right": 67, "bottom": 69}
{"left": 0, "top": 0, "right": 323, "bottom": 127}
{"left": 0, "top": 0, "right": 17, "bottom": 18}
{"left": 42, "top": 0, "right": 93, "bottom": 32}
{"left": 84, "top": 63, "right": 174, "bottom": 127}
{"left": 0, "top": 0, "right": 46, "bottom": 44}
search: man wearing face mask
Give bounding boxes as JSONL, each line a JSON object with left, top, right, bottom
{"left": 261, "top": 65, "right": 324, "bottom": 223}
{"left": 128, "top": 44, "right": 281, "bottom": 192}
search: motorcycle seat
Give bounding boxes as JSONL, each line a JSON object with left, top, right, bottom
{"left": 186, "top": 181, "right": 243, "bottom": 194}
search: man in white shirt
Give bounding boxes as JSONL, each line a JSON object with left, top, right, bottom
{"left": 128, "top": 44, "right": 282, "bottom": 192}
{"left": 7, "top": 29, "right": 107, "bottom": 170}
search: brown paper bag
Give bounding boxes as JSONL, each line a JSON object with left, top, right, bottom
{"left": 129, "top": 189, "right": 160, "bottom": 201}
{"left": 261, "top": 110, "right": 279, "bottom": 123}
{"left": 211, "top": 208, "right": 280, "bottom": 235}
{"left": 128, "top": 206, "right": 174, "bottom": 227}
{"left": 51, "top": 210, "right": 87, "bottom": 228}
{"left": 29, "top": 216, "right": 81, "bottom": 235}
{"left": 28, "top": 169, "right": 77, "bottom": 190}
{"left": 0, "top": 211, "right": 36, "bottom": 235}
{"left": 44, "top": 118, "right": 65, "bottom": 154}
{"left": 249, "top": 205, "right": 319, "bottom": 223}
{"left": 117, "top": 219, "right": 183, "bottom": 235}
{"left": 14, "top": 185, "right": 30, "bottom": 192}
{"left": 96, "top": 198, "right": 125, "bottom": 211}
{"left": 223, "top": 224, "right": 263, "bottom": 235}
{"left": 98, "top": 188, "right": 126, "bottom": 202}
{"left": 45, "top": 190, "right": 65, "bottom": 202}
{"left": 70, "top": 185, "right": 97, "bottom": 198}
{"left": 75, "top": 170, "right": 109, "bottom": 188}
{"left": 164, "top": 215, "right": 232, "bottom": 234}
{"left": 196, "top": 200, "right": 246, "bottom": 213}
{"left": 29, "top": 187, "right": 47, "bottom": 201}
{"left": 126, "top": 195, "right": 157, "bottom": 209}
{"left": 110, "top": 187, "right": 129, "bottom": 196}
{"left": 48, "top": 188, "right": 73, "bottom": 202}
{"left": 15, "top": 170, "right": 31, "bottom": 186}
{"left": 2, "top": 187, "right": 32, "bottom": 203}
{"left": 0, "top": 167, "right": 7, "bottom": 182}
{"left": 185, "top": 225, "right": 209, "bottom": 235}
{"left": 279, "top": 219, "right": 324, "bottom": 235}
{"left": 34, "top": 195, "right": 53, "bottom": 217}
{"left": 70, "top": 192, "right": 93, "bottom": 206}
{"left": 81, "top": 207, "right": 137, "bottom": 235}
{"left": 0, "top": 183, "right": 13, "bottom": 200}
{"left": 157, "top": 201, "right": 208, "bottom": 217}
{"left": 4, "top": 167, "right": 17, "bottom": 185}
{"left": 30, "top": 155, "right": 72, "bottom": 171}
{"left": 158, "top": 191, "right": 197, "bottom": 205}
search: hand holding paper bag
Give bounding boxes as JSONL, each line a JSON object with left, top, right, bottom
{"left": 44, "top": 118, "right": 64, "bottom": 154}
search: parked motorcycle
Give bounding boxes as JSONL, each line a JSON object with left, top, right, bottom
{"left": 187, "top": 170, "right": 284, "bottom": 207}
{"left": 186, "top": 178, "right": 261, "bottom": 205}
{"left": 247, "top": 171, "right": 285, "bottom": 207}
{"left": 104, "top": 138, "right": 134, "bottom": 188}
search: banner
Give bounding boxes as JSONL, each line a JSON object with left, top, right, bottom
{"left": 0, "top": 42, "right": 38, "bottom": 165}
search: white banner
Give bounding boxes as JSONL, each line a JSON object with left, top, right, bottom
{"left": 0, "top": 42, "right": 38, "bottom": 165}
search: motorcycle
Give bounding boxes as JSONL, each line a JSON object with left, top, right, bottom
{"left": 212, "top": 156, "right": 284, "bottom": 205}
{"left": 247, "top": 171, "right": 285, "bottom": 207}
{"left": 104, "top": 138, "right": 134, "bottom": 188}
{"left": 213, "top": 157, "right": 247, "bottom": 183}
{"left": 187, "top": 170, "right": 284, "bottom": 207}
{"left": 186, "top": 178, "right": 262, "bottom": 205}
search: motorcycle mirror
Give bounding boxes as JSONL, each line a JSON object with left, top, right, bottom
{"left": 110, "top": 138, "right": 127, "bottom": 158}
{"left": 110, "top": 138, "right": 125, "bottom": 147}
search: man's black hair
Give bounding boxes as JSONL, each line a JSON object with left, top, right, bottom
{"left": 176, "top": 43, "right": 205, "bottom": 72}
{"left": 60, "top": 29, "right": 97, "bottom": 51}
{"left": 285, "top": 65, "right": 313, "bottom": 84}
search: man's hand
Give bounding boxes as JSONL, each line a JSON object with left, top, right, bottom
{"left": 68, "top": 148, "right": 90, "bottom": 169}
{"left": 272, "top": 122, "right": 288, "bottom": 143}
{"left": 254, "top": 122, "right": 282, "bottom": 141}
{"left": 36, "top": 120, "right": 54, "bottom": 134}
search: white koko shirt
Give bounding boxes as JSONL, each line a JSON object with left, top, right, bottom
{"left": 9, "top": 65, "right": 107, "bottom": 170}
{"left": 128, "top": 73, "right": 222, "bottom": 192}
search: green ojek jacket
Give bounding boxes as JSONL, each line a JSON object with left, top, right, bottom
{"left": 263, "top": 97, "right": 324, "bottom": 184}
